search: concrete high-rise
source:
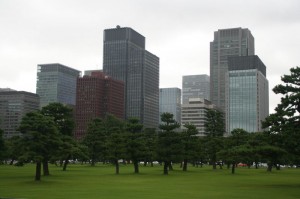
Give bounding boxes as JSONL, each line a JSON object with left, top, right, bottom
{"left": 182, "top": 74, "right": 210, "bottom": 104}
{"left": 103, "top": 26, "right": 159, "bottom": 129}
{"left": 36, "top": 63, "right": 81, "bottom": 108}
{"left": 210, "top": 28, "right": 254, "bottom": 112}
{"left": 74, "top": 71, "right": 124, "bottom": 139}
{"left": 0, "top": 89, "right": 39, "bottom": 138}
{"left": 159, "top": 88, "right": 181, "bottom": 124}
{"left": 181, "top": 98, "right": 217, "bottom": 136}
{"left": 225, "top": 55, "right": 269, "bottom": 133}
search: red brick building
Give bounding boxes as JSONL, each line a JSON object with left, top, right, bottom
{"left": 74, "top": 71, "right": 124, "bottom": 139}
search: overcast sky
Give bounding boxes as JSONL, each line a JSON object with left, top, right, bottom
{"left": 0, "top": 0, "right": 299, "bottom": 113}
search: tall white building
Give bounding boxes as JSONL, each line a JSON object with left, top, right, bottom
{"left": 225, "top": 55, "right": 269, "bottom": 133}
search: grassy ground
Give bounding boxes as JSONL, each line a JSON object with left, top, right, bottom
{"left": 0, "top": 163, "right": 300, "bottom": 199}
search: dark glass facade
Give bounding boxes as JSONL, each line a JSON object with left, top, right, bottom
{"left": 226, "top": 55, "right": 269, "bottom": 133}
{"left": 159, "top": 88, "right": 181, "bottom": 124}
{"left": 103, "top": 26, "right": 159, "bottom": 129}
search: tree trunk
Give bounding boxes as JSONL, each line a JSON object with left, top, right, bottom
{"left": 9, "top": 159, "right": 14, "bottom": 165}
{"left": 63, "top": 156, "right": 71, "bottom": 171}
{"left": 151, "top": 162, "right": 154, "bottom": 167}
{"left": 231, "top": 161, "right": 235, "bottom": 174}
{"left": 227, "top": 162, "right": 230, "bottom": 169}
{"left": 133, "top": 160, "right": 139, "bottom": 174}
{"left": 91, "top": 157, "right": 96, "bottom": 166}
{"left": 255, "top": 162, "right": 258, "bottom": 169}
{"left": 267, "top": 162, "right": 273, "bottom": 172}
{"left": 59, "top": 159, "right": 63, "bottom": 167}
{"left": 144, "top": 161, "right": 147, "bottom": 167}
{"left": 115, "top": 160, "right": 119, "bottom": 174}
{"left": 276, "top": 164, "right": 281, "bottom": 170}
{"left": 163, "top": 161, "right": 168, "bottom": 175}
{"left": 219, "top": 163, "right": 223, "bottom": 169}
{"left": 35, "top": 161, "right": 42, "bottom": 181}
{"left": 168, "top": 162, "right": 173, "bottom": 171}
{"left": 183, "top": 159, "right": 188, "bottom": 171}
{"left": 212, "top": 154, "right": 217, "bottom": 170}
{"left": 43, "top": 160, "right": 50, "bottom": 176}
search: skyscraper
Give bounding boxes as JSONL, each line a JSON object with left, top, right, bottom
{"left": 182, "top": 74, "right": 210, "bottom": 104}
{"left": 103, "top": 26, "right": 159, "bottom": 129}
{"left": 226, "top": 55, "right": 269, "bottom": 133}
{"left": 159, "top": 88, "right": 181, "bottom": 124}
{"left": 74, "top": 71, "right": 124, "bottom": 139}
{"left": 210, "top": 28, "right": 254, "bottom": 112}
{"left": 36, "top": 63, "right": 81, "bottom": 108}
{"left": 0, "top": 89, "right": 39, "bottom": 138}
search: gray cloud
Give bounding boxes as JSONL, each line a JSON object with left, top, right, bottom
{"left": 0, "top": 0, "right": 299, "bottom": 113}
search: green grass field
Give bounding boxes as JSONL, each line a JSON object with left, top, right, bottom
{"left": 1, "top": 163, "right": 300, "bottom": 199}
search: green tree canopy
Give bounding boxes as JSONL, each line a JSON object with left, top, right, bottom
{"left": 125, "top": 118, "right": 144, "bottom": 174}
{"left": 204, "top": 109, "right": 225, "bottom": 169}
{"left": 262, "top": 66, "right": 300, "bottom": 164}
{"left": 41, "top": 103, "right": 77, "bottom": 172}
{"left": 18, "top": 111, "right": 60, "bottom": 181}
{"left": 157, "top": 112, "right": 182, "bottom": 175}
{"left": 181, "top": 123, "right": 198, "bottom": 171}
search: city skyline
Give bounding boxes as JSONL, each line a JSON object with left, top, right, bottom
{"left": 1, "top": 0, "right": 299, "bottom": 114}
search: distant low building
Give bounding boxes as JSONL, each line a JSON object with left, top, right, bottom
{"left": 74, "top": 71, "right": 124, "bottom": 140}
{"left": 0, "top": 89, "right": 40, "bottom": 138}
{"left": 181, "top": 98, "right": 216, "bottom": 136}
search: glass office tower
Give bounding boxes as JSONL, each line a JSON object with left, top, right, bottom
{"left": 36, "top": 63, "right": 81, "bottom": 108}
{"left": 103, "top": 26, "right": 159, "bottom": 129}
{"left": 226, "top": 55, "right": 269, "bottom": 133}
{"left": 159, "top": 88, "right": 181, "bottom": 124}
{"left": 182, "top": 74, "right": 210, "bottom": 104}
{"left": 210, "top": 28, "right": 254, "bottom": 112}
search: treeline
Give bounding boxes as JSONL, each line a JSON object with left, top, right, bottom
{"left": 0, "top": 66, "right": 299, "bottom": 181}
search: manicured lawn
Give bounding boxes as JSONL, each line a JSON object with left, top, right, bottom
{"left": 0, "top": 163, "right": 300, "bottom": 199}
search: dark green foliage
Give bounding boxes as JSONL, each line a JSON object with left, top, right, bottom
{"left": 41, "top": 103, "right": 74, "bottom": 136}
{"left": 105, "top": 115, "right": 126, "bottom": 174}
{"left": 41, "top": 103, "right": 77, "bottom": 172}
{"left": 142, "top": 128, "right": 158, "bottom": 166}
{"left": 18, "top": 111, "right": 60, "bottom": 181}
{"left": 256, "top": 145, "right": 287, "bottom": 172}
{"left": 204, "top": 109, "right": 225, "bottom": 137}
{"left": 5, "top": 136, "right": 23, "bottom": 165}
{"left": 157, "top": 112, "right": 183, "bottom": 175}
{"left": 83, "top": 118, "right": 108, "bottom": 166}
{"left": 262, "top": 66, "right": 300, "bottom": 164}
{"left": 125, "top": 118, "right": 144, "bottom": 173}
{"left": 204, "top": 109, "right": 225, "bottom": 169}
{"left": 181, "top": 123, "right": 198, "bottom": 171}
